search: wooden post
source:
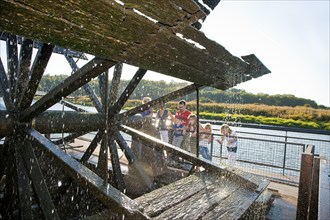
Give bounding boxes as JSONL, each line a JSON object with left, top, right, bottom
{"left": 309, "top": 156, "right": 320, "bottom": 220}
{"left": 318, "top": 158, "right": 330, "bottom": 220}
{"left": 296, "top": 145, "right": 315, "bottom": 220}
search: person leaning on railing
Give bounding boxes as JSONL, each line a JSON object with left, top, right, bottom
{"left": 216, "top": 124, "right": 238, "bottom": 167}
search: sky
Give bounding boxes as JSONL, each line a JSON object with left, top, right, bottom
{"left": 1, "top": 0, "right": 329, "bottom": 106}
{"left": 201, "top": 0, "right": 330, "bottom": 107}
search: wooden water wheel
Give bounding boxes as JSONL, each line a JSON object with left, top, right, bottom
{"left": 0, "top": 0, "right": 270, "bottom": 218}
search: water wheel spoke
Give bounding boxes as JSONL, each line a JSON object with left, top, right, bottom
{"left": 97, "top": 132, "right": 109, "bottom": 181}
{"left": 65, "top": 55, "right": 103, "bottom": 112}
{"left": 20, "top": 43, "right": 54, "bottom": 109}
{"left": 0, "top": 57, "right": 14, "bottom": 111}
{"left": 98, "top": 71, "right": 108, "bottom": 109}
{"left": 117, "top": 83, "right": 200, "bottom": 120}
{"left": 15, "top": 144, "right": 33, "bottom": 219}
{"left": 26, "top": 128, "right": 146, "bottom": 218}
{"left": 21, "top": 58, "right": 116, "bottom": 121}
{"left": 108, "top": 63, "right": 122, "bottom": 108}
{"left": 80, "top": 130, "right": 103, "bottom": 164}
{"left": 52, "top": 131, "right": 86, "bottom": 145}
{"left": 5, "top": 34, "right": 18, "bottom": 103}
{"left": 110, "top": 68, "right": 147, "bottom": 116}
{"left": 115, "top": 131, "right": 136, "bottom": 164}
{"left": 16, "top": 38, "right": 33, "bottom": 107}
{"left": 59, "top": 99, "right": 87, "bottom": 112}
{"left": 19, "top": 139, "right": 60, "bottom": 219}
{"left": 2, "top": 137, "right": 19, "bottom": 218}
{"left": 108, "top": 136, "right": 125, "bottom": 192}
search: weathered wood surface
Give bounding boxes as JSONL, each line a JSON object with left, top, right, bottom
{"left": 134, "top": 171, "right": 269, "bottom": 219}
{"left": 0, "top": 0, "right": 270, "bottom": 90}
{"left": 121, "top": 0, "right": 205, "bottom": 26}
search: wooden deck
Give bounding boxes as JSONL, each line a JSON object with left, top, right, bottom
{"left": 135, "top": 170, "right": 269, "bottom": 219}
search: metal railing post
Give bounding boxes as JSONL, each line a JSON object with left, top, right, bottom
{"left": 196, "top": 87, "right": 199, "bottom": 158}
{"left": 282, "top": 131, "right": 288, "bottom": 175}
{"left": 210, "top": 133, "right": 214, "bottom": 161}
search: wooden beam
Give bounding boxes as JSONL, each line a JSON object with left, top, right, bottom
{"left": 27, "top": 128, "right": 147, "bottom": 218}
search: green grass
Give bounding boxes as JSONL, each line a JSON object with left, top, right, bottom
{"left": 68, "top": 97, "right": 330, "bottom": 130}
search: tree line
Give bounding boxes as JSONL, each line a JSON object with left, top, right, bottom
{"left": 33, "top": 74, "right": 328, "bottom": 109}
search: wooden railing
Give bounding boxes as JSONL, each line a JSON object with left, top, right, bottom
{"left": 296, "top": 145, "right": 330, "bottom": 220}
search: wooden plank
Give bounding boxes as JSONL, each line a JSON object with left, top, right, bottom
{"left": 201, "top": 187, "right": 260, "bottom": 219}
{"left": 135, "top": 173, "right": 206, "bottom": 217}
{"left": 153, "top": 175, "right": 240, "bottom": 219}
{"left": 136, "top": 171, "right": 266, "bottom": 219}
{"left": 27, "top": 128, "right": 148, "bottom": 218}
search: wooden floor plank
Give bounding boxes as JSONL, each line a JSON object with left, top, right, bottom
{"left": 134, "top": 174, "right": 205, "bottom": 217}
{"left": 153, "top": 174, "right": 240, "bottom": 219}
{"left": 202, "top": 179, "right": 269, "bottom": 219}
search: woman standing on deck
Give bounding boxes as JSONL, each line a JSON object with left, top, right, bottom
{"left": 217, "top": 124, "right": 238, "bottom": 167}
